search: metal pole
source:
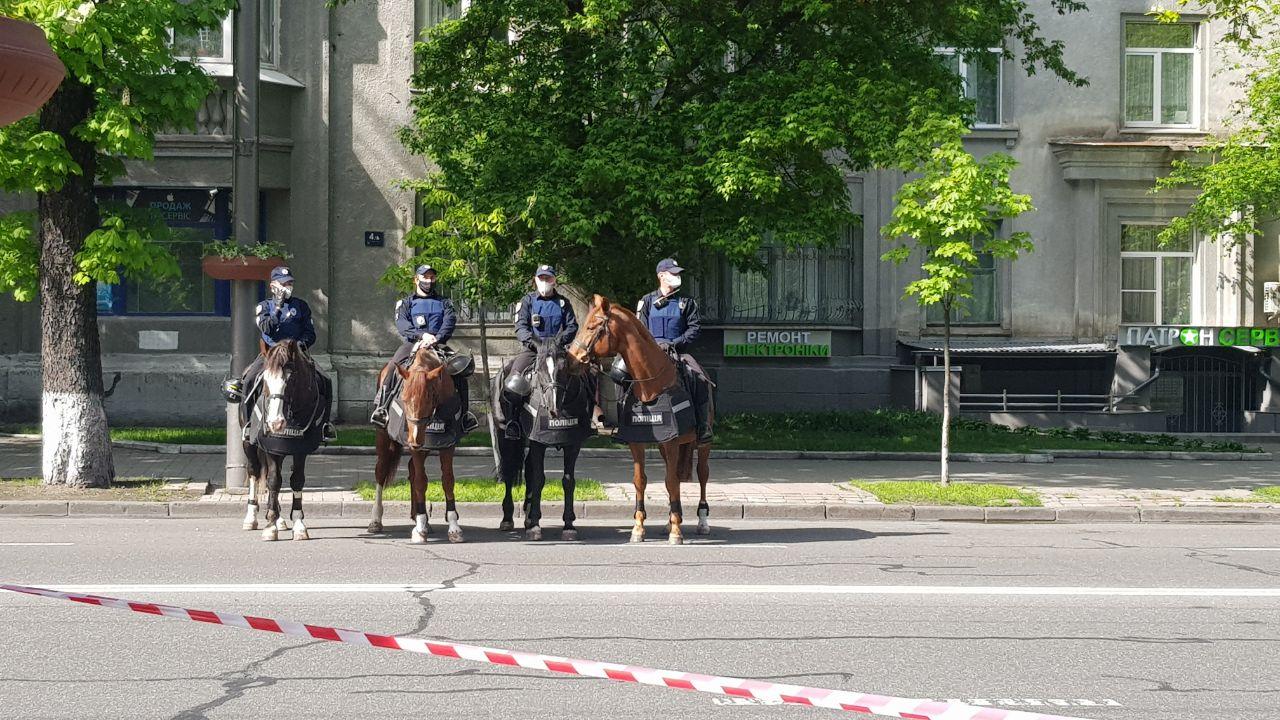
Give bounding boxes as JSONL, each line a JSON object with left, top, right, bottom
{"left": 225, "top": 0, "right": 260, "bottom": 490}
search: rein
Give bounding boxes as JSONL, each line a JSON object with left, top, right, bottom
{"left": 576, "top": 308, "right": 667, "bottom": 385}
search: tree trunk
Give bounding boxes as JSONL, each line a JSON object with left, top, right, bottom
{"left": 940, "top": 298, "right": 952, "bottom": 487}
{"left": 476, "top": 290, "right": 501, "bottom": 474}
{"left": 37, "top": 77, "right": 113, "bottom": 488}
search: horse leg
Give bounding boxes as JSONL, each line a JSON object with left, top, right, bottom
{"left": 370, "top": 432, "right": 401, "bottom": 534}
{"left": 696, "top": 443, "right": 711, "bottom": 535}
{"left": 498, "top": 433, "right": 518, "bottom": 532}
{"left": 409, "top": 451, "right": 430, "bottom": 544}
{"left": 262, "top": 455, "right": 284, "bottom": 541}
{"left": 289, "top": 454, "right": 310, "bottom": 541}
{"left": 523, "top": 443, "right": 546, "bottom": 541}
{"left": 242, "top": 443, "right": 263, "bottom": 531}
{"left": 663, "top": 439, "right": 685, "bottom": 545}
{"left": 441, "top": 449, "right": 462, "bottom": 543}
{"left": 561, "top": 442, "right": 581, "bottom": 541}
{"left": 629, "top": 443, "right": 647, "bottom": 543}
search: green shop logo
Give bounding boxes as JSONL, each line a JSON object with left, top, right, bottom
{"left": 722, "top": 329, "right": 832, "bottom": 358}
{"left": 1122, "top": 325, "right": 1280, "bottom": 347}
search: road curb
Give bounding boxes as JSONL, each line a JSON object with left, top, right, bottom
{"left": 3, "top": 499, "right": 1280, "bottom": 523}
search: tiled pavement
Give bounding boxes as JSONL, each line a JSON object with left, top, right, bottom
{"left": 4, "top": 436, "right": 1279, "bottom": 509}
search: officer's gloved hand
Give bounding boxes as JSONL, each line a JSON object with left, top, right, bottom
{"left": 422, "top": 333, "right": 437, "bottom": 347}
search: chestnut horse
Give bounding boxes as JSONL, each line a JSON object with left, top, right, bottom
{"left": 569, "top": 294, "right": 712, "bottom": 544}
{"left": 369, "top": 343, "right": 463, "bottom": 543}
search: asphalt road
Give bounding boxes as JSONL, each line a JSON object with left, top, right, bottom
{"left": 1, "top": 517, "right": 1277, "bottom": 720}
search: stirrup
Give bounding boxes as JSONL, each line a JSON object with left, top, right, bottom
{"left": 321, "top": 423, "right": 337, "bottom": 442}
{"left": 370, "top": 406, "right": 389, "bottom": 428}
{"left": 461, "top": 412, "right": 479, "bottom": 433}
{"left": 222, "top": 379, "right": 244, "bottom": 404}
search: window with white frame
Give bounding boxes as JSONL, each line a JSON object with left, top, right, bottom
{"left": 1120, "top": 223, "right": 1194, "bottom": 325}
{"left": 938, "top": 49, "right": 1002, "bottom": 127}
{"left": 416, "top": 0, "right": 465, "bottom": 37}
{"left": 173, "top": 0, "right": 279, "bottom": 67}
{"left": 927, "top": 251, "right": 1000, "bottom": 325}
{"left": 1123, "top": 21, "right": 1200, "bottom": 128}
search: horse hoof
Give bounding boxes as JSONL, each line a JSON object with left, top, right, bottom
{"left": 292, "top": 526, "right": 310, "bottom": 541}
{"left": 367, "top": 521, "right": 383, "bottom": 534}
{"left": 668, "top": 533, "right": 684, "bottom": 546}
{"left": 411, "top": 530, "right": 427, "bottom": 544}
{"left": 499, "top": 520, "right": 515, "bottom": 532}
{"left": 526, "top": 526, "right": 542, "bottom": 541}
{"left": 448, "top": 529, "right": 464, "bottom": 544}
{"left": 242, "top": 520, "right": 258, "bottom": 531}
{"left": 695, "top": 522, "right": 711, "bottom": 536}
{"left": 630, "top": 530, "right": 645, "bottom": 544}
{"left": 261, "top": 527, "right": 279, "bottom": 542}
{"left": 561, "top": 529, "right": 579, "bottom": 542}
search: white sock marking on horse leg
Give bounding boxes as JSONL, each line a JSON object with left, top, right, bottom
{"left": 411, "top": 513, "right": 428, "bottom": 543}
{"left": 446, "top": 510, "right": 462, "bottom": 543}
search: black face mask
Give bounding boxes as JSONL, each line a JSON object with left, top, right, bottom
{"left": 418, "top": 280, "right": 434, "bottom": 294}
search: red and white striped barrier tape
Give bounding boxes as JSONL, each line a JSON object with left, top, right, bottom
{"left": 2, "top": 583, "right": 1090, "bottom": 720}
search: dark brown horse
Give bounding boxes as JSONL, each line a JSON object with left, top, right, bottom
{"left": 569, "top": 295, "right": 712, "bottom": 544}
{"left": 243, "top": 339, "right": 323, "bottom": 541}
{"left": 369, "top": 343, "right": 463, "bottom": 543}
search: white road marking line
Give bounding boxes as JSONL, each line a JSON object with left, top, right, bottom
{"left": 616, "top": 543, "right": 789, "bottom": 549}
{"left": 0, "top": 543, "right": 74, "bottom": 547}
{"left": 713, "top": 697, "right": 1124, "bottom": 708}
{"left": 13, "top": 583, "right": 1280, "bottom": 597}
{"left": 1216, "top": 547, "right": 1280, "bottom": 551}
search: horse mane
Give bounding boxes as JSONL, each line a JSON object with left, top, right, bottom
{"left": 265, "top": 341, "right": 317, "bottom": 422}
{"left": 402, "top": 346, "right": 453, "bottom": 415}
{"left": 595, "top": 295, "right": 675, "bottom": 402}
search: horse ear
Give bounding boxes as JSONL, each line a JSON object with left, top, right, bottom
{"left": 596, "top": 295, "right": 611, "bottom": 314}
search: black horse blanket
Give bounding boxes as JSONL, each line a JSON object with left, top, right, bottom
{"left": 382, "top": 370, "right": 465, "bottom": 450}
{"left": 612, "top": 381, "right": 695, "bottom": 444}
{"left": 243, "top": 374, "right": 325, "bottom": 456}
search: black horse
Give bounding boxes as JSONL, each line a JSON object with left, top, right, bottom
{"left": 241, "top": 340, "right": 326, "bottom": 541}
{"left": 492, "top": 339, "right": 597, "bottom": 540}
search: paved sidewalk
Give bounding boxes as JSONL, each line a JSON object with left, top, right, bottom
{"left": 4, "top": 436, "right": 1278, "bottom": 510}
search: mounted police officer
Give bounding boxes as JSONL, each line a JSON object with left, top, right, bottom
{"left": 496, "top": 264, "right": 579, "bottom": 439}
{"left": 369, "top": 264, "right": 479, "bottom": 433}
{"left": 222, "top": 266, "right": 336, "bottom": 442}
{"left": 636, "top": 258, "right": 711, "bottom": 442}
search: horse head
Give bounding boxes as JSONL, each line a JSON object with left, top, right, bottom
{"left": 569, "top": 294, "right": 619, "bottom": 365}
{"left": 396, "top": 345, "right": 452, "bottom": 450}
{"left": 263, "top": 340, "right": 315, "bottom": 434}
{"left": 532, "top": 338, "right": 591, "bottom": 419}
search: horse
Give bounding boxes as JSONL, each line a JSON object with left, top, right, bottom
{"left": 492, "top": 338, "right": 596, "bottom": 541}
{"left": 568, "top": 294, "right": 712, "bottom": 544}
{"left": 241, "top": 340, "right": 325, "bottom": 541}
{"left": 368, "top": 342, "right": 464, "bottom": 543}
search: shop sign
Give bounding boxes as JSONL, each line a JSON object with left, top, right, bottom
{"left": 723, "top": 329, "right": 831, "bottom": 358}
{"left": 1121, "top": 325, "right": 1280, "bottom": 348}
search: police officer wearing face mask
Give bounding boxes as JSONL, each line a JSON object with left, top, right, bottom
{"left": 369, "top": 264, "right": 479, "bottom": 432}
{"left": 496, "top": 264, "right": 579, "bottom": 439}
{"left": 636, "top": 258, "right": 711, "bottom": 442}
{"left": 222, "top": 266, "right": 336, "bottom": 441}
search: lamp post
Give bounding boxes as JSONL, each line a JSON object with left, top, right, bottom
{"left": 225, "top": 2, "right": 261, "bottom": 490}
{"left": 0, "top": 16, "right": 65, "bottom": 127}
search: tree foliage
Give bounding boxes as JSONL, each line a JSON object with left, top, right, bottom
{"left": 0, "top": 0, "right": 237, "bottom": 299}
{"left": 1155, "top": 1, "right": 1280, "bottom": 245}
{"left": 399, "top": 0, "right": 1083, "bottom": 301}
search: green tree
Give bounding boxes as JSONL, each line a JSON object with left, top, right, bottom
{"left": 1155, "top": 2, "right": 1280, "bottom": 248}
{"left": 0, "top": 0, "right": 236, "bottom": 487}
{"left": 400, "top": 0, "right": 1083, "bottom": 302}
{"left": 881, "top": 119, "right": 1034, "bottom": 485}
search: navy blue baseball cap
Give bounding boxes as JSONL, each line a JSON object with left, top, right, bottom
{"left": 415, "top": 264, "right": 437, "bottom": 276}
{"left": 535, "top": 264, "right": 557, "bottom": 278}
{"left": 270, "top": 266, "right": 294, "bottom": 283}
{"left": 655, "top": 258, "right": 683, "bottom": 274}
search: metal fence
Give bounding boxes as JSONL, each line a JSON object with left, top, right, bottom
{"left": 959, "top": 392, "right": 1112, "bottom": 412}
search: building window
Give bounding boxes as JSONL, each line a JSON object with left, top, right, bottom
{"left": 173, "top": 0, "right": 279, "bottom": 66}
{"left": 1120, "top": 222, "right": 1193, "bottom": 325}
{"left": 1123, "top": 21, "right": 1199, "bottom": 128}
{"left": 939, "top": 49, "right": 1002, "bottom": 127}
{"left": 95, "top": 188, "right": 232, "bottom": 317}
{"left": 926, "top": 252, "right": 999, "bottom": 326}
{"left": 695, "top": 223, "right": 862, "bottom": 325}
{"left": 417, "top": 0, "right": 465, "bottom": 39}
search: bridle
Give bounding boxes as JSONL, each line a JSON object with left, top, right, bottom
{"left": 572, "top": 305, "right": 667, "bottom": 385}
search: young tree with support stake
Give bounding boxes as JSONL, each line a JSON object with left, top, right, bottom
{"left": 881, "top": 119, "right": 1034, "bottom": 486}
{"left": 0, "top": 0, "right": 236, "bottom": 487}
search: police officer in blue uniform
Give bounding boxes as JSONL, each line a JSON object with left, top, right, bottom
{"left": 496, "top": 264, "right": 579, "bottom": 439}
{"left": 636, "top": 258, "right": 711, "bottom": 442}
{"left": 369, "top": 264, "right": 479, "bottom": 432}
{"left": 222, "top": 266, "right": 336, "bottom": 441}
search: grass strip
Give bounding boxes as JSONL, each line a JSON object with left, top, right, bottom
{"left": 849, "top": 480, "right": 1043, "bottom": 507}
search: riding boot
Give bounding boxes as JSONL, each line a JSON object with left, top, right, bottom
{"left": 500, "top": 394, "right": 523, "bottom": 440}
{"left": 454, "top": 376, "right": 479, "bottom": 433}
{"left": 694, "top": 397, "right": 712, "bottom": 443}
{"left": 369, "top": 370, "right": 395, "bottom": 428}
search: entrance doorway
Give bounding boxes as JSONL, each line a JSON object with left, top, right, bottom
{"left": 1152, "top": 348, "right": 1263, "bottom": 433}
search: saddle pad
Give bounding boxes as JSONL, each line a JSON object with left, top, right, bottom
{"left": 247, "top": 387, "right": 323, "bottom": 456}
{"left": 521, "top": 392, "right": 594, "bottom": 449}
{"left": 385, "top": 383, "right": 464, "bottom": 450}
{"left": 612, "top": 382, "right": 695, "bottom": 444}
